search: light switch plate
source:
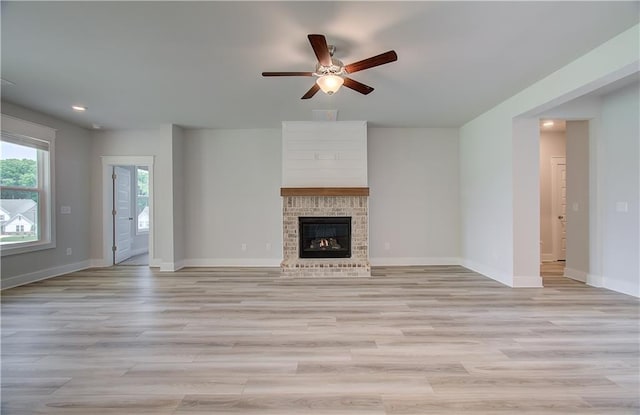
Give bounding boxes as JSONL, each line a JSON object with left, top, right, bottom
{"left": 60, "top": 206, "right": 71, "bottom": 214}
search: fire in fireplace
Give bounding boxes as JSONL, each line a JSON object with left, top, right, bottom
{"left": 299, "top": 216, "right": 351, "bottom": 258}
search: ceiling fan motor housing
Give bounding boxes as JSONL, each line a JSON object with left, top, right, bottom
{"left": 314, "top": 58, "right": 345, "bottom": 77}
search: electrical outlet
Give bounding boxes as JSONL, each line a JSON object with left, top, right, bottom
{"left": 241, "top": 243, "right": 247, "bottom": 251}
{"left": 616, "top": 202, "right": 629, "bottom": 213}
{"left": 66, "top": 248, "right": 72, "bottom": 255}
{"left": 60, "top": 206, "right": 71, "bottom": 214}
{"left": 384, "top": 242, "right": 391, "bottom": 250}
{"left": 266, "top": 242, "right": 271, "bottom": 251}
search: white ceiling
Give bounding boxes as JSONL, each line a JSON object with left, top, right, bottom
{"left": 1, "top": 1, "right": 638, "bottom": 130}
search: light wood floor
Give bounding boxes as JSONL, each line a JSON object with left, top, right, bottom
{"left": 2, "top": 265, "right": 638, "bottom": 414}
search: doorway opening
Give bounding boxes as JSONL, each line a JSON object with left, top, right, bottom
{"left": 101, "top": 156, "right": 154, "bottom": 268}
{"left": 539, "top": 119, "right": 589, "bottom": 285}
{"left": 112, "top": 165, "right": 149, "bottom": 265}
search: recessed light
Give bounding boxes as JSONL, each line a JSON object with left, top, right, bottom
{"left": 542, "top": 121, "right": 554, "bottom": 127}
{"left": 72, "top": 105, "right": 87, "bottom": 112}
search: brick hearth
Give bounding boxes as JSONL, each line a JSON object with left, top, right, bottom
{"left": 281, "top": 190, "right": 370, "bottom": 278}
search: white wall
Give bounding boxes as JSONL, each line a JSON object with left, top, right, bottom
{"left": 1, "top": 102, "right": 93, "bottom": 288}
{"left": 183, "top": 129, "right": 283, "bottom": 266}
{"left": 600, "top": 83, "right": 639, "bottom": 297}
{"left": 565, "top": 121, "right": 590, "bottom": 281}
{"left": 460, "top": 24, "right": 638, "bottom": 287}
{"left": 539, "top": 130, "right": 566, "bottom": 261}
{"left": 368, "top": 128, "right": 460, "bottom": 264}
{"left": 282, "top": 121, "right": 367, "bottom": 187}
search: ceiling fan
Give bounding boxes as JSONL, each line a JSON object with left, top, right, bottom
{"left": 262, "top": 34, "right": 398, "bottom": 99}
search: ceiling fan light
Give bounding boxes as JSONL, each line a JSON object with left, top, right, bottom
{"left": 316, "top": 74, "right": 344, "bottom": 95}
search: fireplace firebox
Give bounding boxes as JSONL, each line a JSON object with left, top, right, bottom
{"left": 299, "top": 217, "right": 351, "bottom": 258}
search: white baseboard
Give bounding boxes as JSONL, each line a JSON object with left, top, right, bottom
{"left": 369, "top": 257, "right": 460, "bottom": 266}
{"left": 587, "top": 273, "right": 603, "bottom": 287}
{"left": 89, "top": 258, "right": 110, "bottom": 268}
{"left": 1, "top": 260, "right": 91, "bottom": 290}
{"left": 564, "top": 267, "right": 588, "bottom": 283}
{"left": 460, "top": 258, "right": 512, "bottom": 287}
{"left": 159, "top": 261, "right": 185, "bottom": 272}
{"left": 183, "top": 258, "right": 282, "bottom": 267}
{"left": 602, "top": 277, "right": 639, "bottom": 298}
{"left": 513, "top": 275, "right": 543, "bottom": 287}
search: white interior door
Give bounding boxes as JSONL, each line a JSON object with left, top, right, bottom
{"left": 114, "top": 166, "right": 133, "bottom": 264}
{"left": 551, "top": 158, "right": 567, "bottom": 261}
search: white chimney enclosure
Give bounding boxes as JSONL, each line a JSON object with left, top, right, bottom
{"left": 281, "top": 121, "right": 367, "bottom": 187}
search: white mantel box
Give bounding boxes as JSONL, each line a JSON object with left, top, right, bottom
{"left": 282, "top": 121, "right": 367, "bottom": 187}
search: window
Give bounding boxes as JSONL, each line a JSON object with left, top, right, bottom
{"left": 135, "top": 166, "right": 149, "bottom": 234}
{"left": 1, "top": 114, "right": 55, "bottom": 255}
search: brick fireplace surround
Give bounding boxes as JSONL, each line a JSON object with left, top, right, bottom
{"left": 281, "top": 187, "right": 370, "bottom": 278}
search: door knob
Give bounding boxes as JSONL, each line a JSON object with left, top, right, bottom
{"left": 128, "top": 217, "right": 134, "bottom": 220}
{"left": 558, "top": 215, "right": 564, "bottom": 220}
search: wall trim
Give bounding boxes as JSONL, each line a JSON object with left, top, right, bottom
{"left": 513, "top": 275, "right": 543, "bottom": 287}
{"left": 564, "top": 267, "right": 588, "bottom": 283}
{"left": 602, "top": 277, "right": 640, "bottom": 298}
{"left": 184, "top": 258, "right": 282, "bottom": 267}
{"left": 159, "top": 261, "right": 185, "bottom": 272}
{"left": 461, "top": 258, "right": 512, "bottom": 287}
{"left": 370, "top": 257, "right": 460, "bottom": 266}
{"left": 89, "top": 258, "right": 109, "bottom": 268}
{"left": 1, "top": 260, "right": 91, "bottom": 290}
{"left": 587, "top": 273, "right": 603, "bottom": 287}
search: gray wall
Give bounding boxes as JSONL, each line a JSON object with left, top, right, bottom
{"left": 368, "top": 128, "right": 460, "bottom": 263}
{"left": 600, "top": 83, "right": 639, "bottom": 296}
{"left": 182, "top": 127, "right": 460, "bottom": 265}
{"left": 565, "top": 121, "right": 590, "bottom": 279}
{"left": 1, "top": 102, "right": 92, "bottom": 288}
{"left": 183, "top": 128, "right": 283, "bottom": 265}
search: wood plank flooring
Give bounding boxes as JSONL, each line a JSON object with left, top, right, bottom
{"left": 2, "top": 265, "right": 638, "bottom": 414}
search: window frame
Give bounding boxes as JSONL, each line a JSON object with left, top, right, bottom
{"left": 1, "top": 114, "right": 56, "bottom": 256}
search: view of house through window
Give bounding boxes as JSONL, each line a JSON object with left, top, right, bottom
{"left": 136, "top": 166, "right": 149, "bottom": 233}
{"left": 0, "top": 139, "right": 44, "bottom": 246}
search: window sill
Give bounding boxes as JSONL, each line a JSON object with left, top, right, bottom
{"left": 1, "top": 240, "right": 56, "bottom": 257}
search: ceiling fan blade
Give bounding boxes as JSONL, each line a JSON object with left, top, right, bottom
{"left": 343, "top": 77, "right": 374, "bottom": 95}
{"left": 344, "top": 50, "right": 398, "bottom": 74}
{"left": 262, "top": 71, "right": 314, "bottom": 77}
{"left": 301, "top": 83, "right": 320, "bottom": 100}
{"left": 308, "top": 34, "right": 332, "bottom": 66}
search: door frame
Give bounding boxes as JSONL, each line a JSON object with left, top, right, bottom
{"left": 551, "top": 156, "right": 567, "bottom": 261}
{"left": 100, "top": 156, "right": 154, "bottom": 267}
